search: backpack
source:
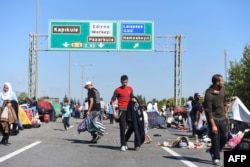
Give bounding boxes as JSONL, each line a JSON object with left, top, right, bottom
{"left": 77, "top": 118, "right": 87, "bottom": 134}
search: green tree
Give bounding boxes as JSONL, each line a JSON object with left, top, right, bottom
{"left": 17, "top": 92, "right": 28, "bottom": 104}
{"left": 136, "top": 95, "right": 147, "bottom": 106}
{"left": 227, "top": 44, "right": 250, "bottom": 109}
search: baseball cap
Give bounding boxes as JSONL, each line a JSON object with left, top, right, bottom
{"left": 84, "top": 81, "right": 92, "bottom": 88}
{"left": 194, "top": 93, "right": 200, "bottom": 97}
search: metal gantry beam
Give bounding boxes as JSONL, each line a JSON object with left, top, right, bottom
{"left": 29, "top": 34, "right": 185, "bottom": 106}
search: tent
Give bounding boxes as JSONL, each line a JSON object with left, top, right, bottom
{"left": 37, "top": 100, "right": 57, "bottom": 122}
{"left": 173, "top": 106, "right": 186, "bottom": 115}
{"left": 38, "top": 100, "right": 53, "bottom": 114}
{"left": 228, "top": 97, "right": 250, "bottom": 131}
{"left": 18, "top": 106, "right": 32, "bottom": 128}
{"left": 147, "top": 110, "right": 166, "bottom": 128}
{"left": 228, "top": 97, "right": 250, "bottom": 123}
{"left": 51, "top": 101, "right": 62, "bottom": 117}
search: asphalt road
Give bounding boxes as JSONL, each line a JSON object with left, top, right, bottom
{"left": 0, "top": 117, "right": 223, "bottom": 167}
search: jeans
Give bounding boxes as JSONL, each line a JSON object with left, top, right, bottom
{"left": 119, "top": 110, "right": 127, "bottom": 146}
{"left": 125, "top": 122, "right": 140, "bottom": 148}
{"left": 208, "top": 118, "right": 228, "bottom": 160}
{"left": 109, "top": 114, "right": 114, "bottom": 124}
{"left": 89, "top": 111, "right": 100, "bottom": 137}
{"left": 187, "top": 115, "right": 192, "bottom": 131}
{"left": 190, "top": 116, "right": 196, "bottom": 136}
{"left": 30, "top": 106, "right": 38, "bottom": 118}
{"left": 100, "top": 108, "right": 105, "bottom": 122}
{"left": 63, "top": 117, "right": 70, "bottom": 130}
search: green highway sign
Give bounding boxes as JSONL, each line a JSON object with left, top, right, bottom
{"left": 120, "top": 21, "right": 154, "bottom": 51}
{"left": 49, "top": 20, "right": 118, "bottom": 51}
{"left": 48, "top": 20, "right": 154, "bottom": 51}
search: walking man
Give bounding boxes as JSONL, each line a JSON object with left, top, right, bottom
{"left": 190, "top": 93, "right": 201, "bottom": 136}
{"left": 84, "top": 81, "right": 101, "bottom": 143}
{"left": 100, "top": 98, "right": 105, "bottom": 123}
{"left": 204, "top": 74, "right": 228, "bottom": 165}
{"left": 184, "top": 96, "right": 193, "bottom": 132}
{"left": 110, "top": 75, "right": 134, "bottom": 151}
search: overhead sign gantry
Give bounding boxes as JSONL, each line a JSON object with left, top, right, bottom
{"left": 48, "top": 20, "right": 154, "bottom": 51}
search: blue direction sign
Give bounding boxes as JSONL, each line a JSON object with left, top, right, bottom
{"left": 119, "top": 21, "right": 154, "bottom": 51}
{"left": 49, "top": 20, "right": 118, "bottom": 51}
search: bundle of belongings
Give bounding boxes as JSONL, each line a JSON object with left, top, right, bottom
{"left": 77, "top": 116, "right": 105, "bottom": 136}
{"left": 233, "top": 130, "right": 250, "bottom": 150}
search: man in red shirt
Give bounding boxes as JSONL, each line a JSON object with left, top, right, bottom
{"left": 111, "top": 75, "right": 134, "bottom": 151}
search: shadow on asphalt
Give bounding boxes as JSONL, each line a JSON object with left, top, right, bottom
{"left": 65, "top": 138, "right": 91, "bottom": 144}
{"left": 163, "top": 156, "right": 214, "bottom": 165}
{"left": 88, "top": 144, "right": 120, "bottom": 150}
{"left": 53, "top": 128, "right": 66, "bottom": 131}
{"left": 169, "top": 133, "right": 191, "bottom": 137}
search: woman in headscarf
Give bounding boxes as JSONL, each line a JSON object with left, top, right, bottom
{"left": 0, "top": 82, "right": 18, "bottom": 107}
{"left": 0, "top": 100, "right": 18, "bottom": 145}
{"left": 0, "top": 82, "right": 19, "bottom": 135}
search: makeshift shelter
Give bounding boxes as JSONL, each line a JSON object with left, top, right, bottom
{"left": 228, "top": 97, "right": 250, "bottom": 123}
{"left": 37, "top": 100, "right": 56, "bottom": 122}
{"left": 173, "top": 106, "right": 186, "bottom": 115}
{"left": 228, "top": 97, "right": 250, "bottom": 131}
{"left": 172, "top": 106, "right": 187, "bottom": 126}
{"left": 51, "top": 101, "right": 62, "bottom": 117}
{"left": 38, "top": 100, "right": 53, "bottom": 114}
{"left": 147, "top": 110, "right": 166, "bottom": 128}
{"left": 18, "top": 106, "right": 32, "bottom": 128}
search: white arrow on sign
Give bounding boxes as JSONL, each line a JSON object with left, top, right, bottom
{"left": 98, "top": 42, "right": 105, "bottom": 48}
{"left": 133, "top": 43, "right": 139, "bottom": 48}
{"left": 63, "top": 42, "right": 70, "bottom": 48}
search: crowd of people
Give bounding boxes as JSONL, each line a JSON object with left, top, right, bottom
{"left": 1, "top": 73, "right": 248, "bottom": 166}
{"left": 182, "top": 74, "right": 234, "bottom": 165}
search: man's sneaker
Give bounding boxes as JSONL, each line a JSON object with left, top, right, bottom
{"left": 121, "top": 145, "right": 126, "bottom": 151}
{"left": 125, "top": 145, "right": 128, "bottom": 150}
{"left": 90, "top": 135, "right": 97, "bottom": 143}
{"left": 91, "top": 135, "right": 101, "bottom": 143}
{"left": 213, "top": 159, "right": 220, "bottom": 166}
{"left": 135, "top": 147, "right": 140, "bottom": 151}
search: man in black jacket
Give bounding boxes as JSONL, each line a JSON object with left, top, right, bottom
{"left": 204, "top": 74, "right": 228, "bottom": 165}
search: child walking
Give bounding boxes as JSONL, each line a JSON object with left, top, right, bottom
{"left": 142, "top": 105, "right": 152, "bottom": 144}
{"left": 61, "top": 99, "right": 71, "bottom": 130}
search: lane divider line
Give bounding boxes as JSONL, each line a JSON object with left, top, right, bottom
{"left": 161, "top": 147, "right": 199, "bottom": 167}
{"left": 0, "top": 141, "right": 42, "bottom": 163}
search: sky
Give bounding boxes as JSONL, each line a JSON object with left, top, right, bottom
{"left": 1, "top": 0, "right": 249, "bottom": 104}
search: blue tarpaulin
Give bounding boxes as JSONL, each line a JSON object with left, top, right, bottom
{"left": 147, "top": 111, "right": 166, "bottom": 128}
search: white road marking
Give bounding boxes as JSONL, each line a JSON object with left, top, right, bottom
{"left": 161, "top": 147, "right": 199, "bottom": 167}
{"left": 0, "top": 141, "right": 42, "bottom": 163}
